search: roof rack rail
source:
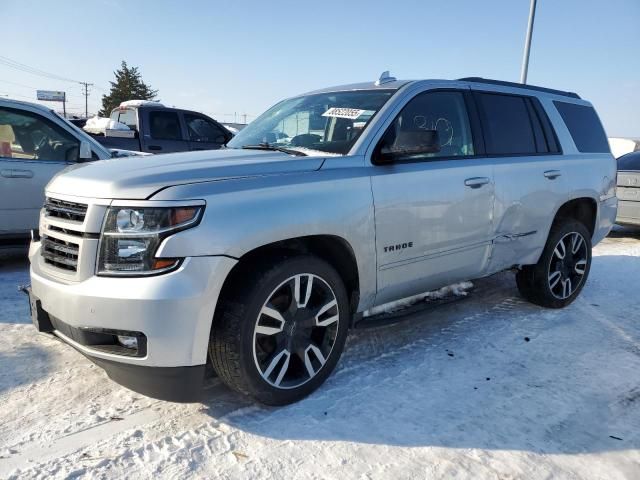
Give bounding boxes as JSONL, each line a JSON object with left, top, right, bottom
{"left": 458, "top": 77, "right": 580, "bottom": 99}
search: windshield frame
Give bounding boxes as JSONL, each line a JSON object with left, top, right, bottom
{"left": 227, "top": 89, "right": 397, "bottom": 156}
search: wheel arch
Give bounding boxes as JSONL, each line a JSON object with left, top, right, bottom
{"left": 550, "top": 196, "right": 598, "bottom": 237}
{"left": 214, "top": 235, "right": 361, "bottom": 323}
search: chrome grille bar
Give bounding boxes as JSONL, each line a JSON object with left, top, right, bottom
{"left": 41, "top": 235, "right": 79, "bottom": 272}
{"left": 44, "top": 197, "right": 88, "bottom": 223}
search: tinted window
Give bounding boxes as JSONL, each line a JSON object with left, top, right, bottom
{"left": 184, "top": 114, "right": 227, "bottom": 143}
{"left": 618, "top": 151, "right": 640, "bottom": 171}
{"left": 0, "top": 107, "right": 80, "bottom": 162}
{"left": 476, "top": 93, "right": 537, "bottom": 155}
{"left": 379, "top": 90, "right": 475, "bottom": 161}
{"left": 149, "top": 111, "right": 182, "bottom": 140}
{"left": 554, "top": 101, "right": 609, "bottom": 153}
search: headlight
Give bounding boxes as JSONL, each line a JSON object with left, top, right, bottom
{"left": 97, "top": 204, "right": 203, "bottom": 276}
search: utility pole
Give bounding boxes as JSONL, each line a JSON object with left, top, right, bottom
{"left": 80, "top": 81, "right": 93, "bottom": 118}
{"left": 62, "top": 91, "right": 66, "bottom": 118}
{"left": 520, "top": 0, "right": 537, "bottom": 84}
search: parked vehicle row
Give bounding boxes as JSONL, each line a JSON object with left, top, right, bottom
{"left": 88, "top": 100, "right": 233, "bottom": 154}
{"left": 616, "top": 151, "right": 640, "bottom": 226}
{"left": 25, "top": 74, "right": 617, "bottom": 405}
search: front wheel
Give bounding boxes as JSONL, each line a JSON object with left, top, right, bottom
{"left": 516, "top": 220, "right": 592, "bottom": 308}
{"left": 209, "top": 255, "right": 349, "bottom": 405}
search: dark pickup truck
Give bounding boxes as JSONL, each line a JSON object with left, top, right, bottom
{"left": 89, "top": 101, "right": 233, "bottom": 154}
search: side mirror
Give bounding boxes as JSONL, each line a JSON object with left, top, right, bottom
{"left": 375, "top": 130, "right": 440, "bottom": 165}
{"left": 79, "top": 140, "right": 92, "bottom": 160}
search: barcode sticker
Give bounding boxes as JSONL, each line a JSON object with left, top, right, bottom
{"left": 322, "top": 108, "right": 366, "bottom": 120}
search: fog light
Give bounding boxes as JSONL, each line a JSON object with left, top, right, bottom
{"left": 117, "top": 335, "right": 138, "bottom": 349}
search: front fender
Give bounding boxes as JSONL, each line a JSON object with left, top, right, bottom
{"left": 152, "top": 169, "right": 377, "bottom": 310}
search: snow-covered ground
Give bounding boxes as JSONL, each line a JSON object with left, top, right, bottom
{"left": 1, "top": 229, "right": 639, "bottom": 479}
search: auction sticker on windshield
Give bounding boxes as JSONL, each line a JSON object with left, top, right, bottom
{"left": 322, "top": 107, "right": 366, "bottom": 119}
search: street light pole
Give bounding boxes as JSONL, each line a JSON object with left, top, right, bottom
{"left": 520, "top": 0, "right": 537, "bottom": 84}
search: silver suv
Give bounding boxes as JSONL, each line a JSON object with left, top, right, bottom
{"left": 27, "top": 74, "right": 617, "bottom": 405}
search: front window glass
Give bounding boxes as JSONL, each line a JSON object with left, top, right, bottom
{"left": 0, "top": 107, "right": 80, "bottom": 161}
{"left": 227, "top": 90, "right": 395, "bottom": 155}
{"left": 379, "top": 91, "right": 475, "bottom": 161}
{"left": 184, "top": 114, "right": 227, "bottom": 143}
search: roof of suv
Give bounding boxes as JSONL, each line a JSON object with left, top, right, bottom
{"left": 305, "top": 76, "right": 581, "bottom": 100}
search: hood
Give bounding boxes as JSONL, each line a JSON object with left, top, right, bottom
{"left": 46, "top": 148, "right": 326, "bottom": 199}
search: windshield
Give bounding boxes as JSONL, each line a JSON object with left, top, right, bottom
{"left": 52, "top": 111, "right": 110, "bottom": 158}
{"left": 228, "top": 89, "right": 395, "bottom": 155}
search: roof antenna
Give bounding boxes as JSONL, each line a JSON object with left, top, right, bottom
{"left": 375, "top": 71, "right": 396, "bottom": 86}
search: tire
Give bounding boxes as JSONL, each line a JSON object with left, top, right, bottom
{"left": 209, "top": 255, "right": 349, "bottom": 405}
{"left": 516, "top": 219, "right": 592, "bottom": 308}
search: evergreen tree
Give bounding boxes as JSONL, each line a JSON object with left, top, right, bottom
{"left": 99, "top": 61, "right": 158, "bottom": 116}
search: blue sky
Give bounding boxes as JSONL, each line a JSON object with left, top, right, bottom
{"left": 2, "top": 0, "right": 638, "bottom": 136}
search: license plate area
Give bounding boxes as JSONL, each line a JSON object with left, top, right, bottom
{"left": 24, "top": 287, "right": 54, "bottom": 333}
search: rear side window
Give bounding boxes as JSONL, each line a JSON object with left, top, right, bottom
{"left": 149, "top": 111, "right": 183, "bottom": 140}
{"left": 476, "top": 93, "right": 538, "bottom": 155}
{"left": 554, "top": 101, "right": 609, "bottom": 153}
{"left": 617, "top": 151, "right": 640, "bottom": 171}
{"left": 110, "top": 108, "right": 137, "bottom": 129}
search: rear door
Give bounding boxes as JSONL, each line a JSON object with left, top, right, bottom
{"left": 370, "top": 88, "right": 495, "bottom": 304}
{"left": 143, "top": 109, "right": 189, "bottom": 153}
{"left": 184, "top": 113, "right": 229, "bottom": 151}
{"left": 0, "top": 106, "right": 80, "bottom": 236}
{"left": 475, "top": 91, "right": 567, "bottom": 273}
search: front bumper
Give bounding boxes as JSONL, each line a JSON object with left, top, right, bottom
{"left": 29, "top": 242, "right": 237, "bottom": 400}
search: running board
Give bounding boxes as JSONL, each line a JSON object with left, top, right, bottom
{"left": 353, "top": 291, "right": 473, "bottom": 330}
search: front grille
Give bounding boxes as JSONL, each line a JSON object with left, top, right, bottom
{"left": 48, "top": 225, "right": 85, "bottom": 238}
{"left": 42, "top": 235, "right": 79, "bottom": 271}
{"left": 44, "top": 197, "right": 88, "bottom": 223}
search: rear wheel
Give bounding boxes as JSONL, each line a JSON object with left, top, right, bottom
{"left": 516, "top": 219, "right": 592, "bottom": 308}
{"left": 209, "top": 255, "right": 349, "bottom": 405}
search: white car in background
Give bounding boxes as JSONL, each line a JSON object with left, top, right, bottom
{"left": 0, "top": 98, "right": 114, "bottom": 254}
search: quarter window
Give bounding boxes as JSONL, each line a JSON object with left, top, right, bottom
{"left": 0, "top": 107, "right": 80, "bottom": 162}
{"left": 149, "top": 111, "right": 183, "bottom": 141}
{"left": 554, "top": 101, "right": 609, "bottom": 153}
{"left": 379, "top": 91, "right": 475, "bottom": 161}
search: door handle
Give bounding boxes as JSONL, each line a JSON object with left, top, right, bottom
{"left": 464, "top": 177, "right": 490, "bottom": 188}
{"left": 2, "top": 169, "right": 34, "bottom": 178}
{"left": 544, "top": 170, "right": 562, "bottom": 179}
{"left": 148, "top": 145, "right": 162, "bottom": 151}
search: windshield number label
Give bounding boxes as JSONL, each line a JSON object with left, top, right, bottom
{"left": 322, "top": 108, "right": 366, "bottom": 120}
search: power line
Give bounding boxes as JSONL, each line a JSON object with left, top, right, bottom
{"left": 0, "top": 78, "right": 40, "bottom": 90}
{"left": 0, "top": 55, "right": 102, "bottom": 117}
{"left": 0, "top": 55, "right": 82, "bottom": 84}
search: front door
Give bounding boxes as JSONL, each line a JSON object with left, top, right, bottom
{"left": 0, "top": 106, "right": 79, "bottom": 237}
{"left": 370, "top": 89, "right": 495, "bottom": 305}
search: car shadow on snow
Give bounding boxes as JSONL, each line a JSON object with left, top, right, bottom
{"left": 200, "top": 255, "right": 640, "bottom": 455}
{"left": 0, "top": 255, "right": 31, "bottom": 325}
{"left": 608, "top": 224, "right": 640, "bottom": 239}
{"left": 0, "top": 341, "right": 53, "bottom": 396}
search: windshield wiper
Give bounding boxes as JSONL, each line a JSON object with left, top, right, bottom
{"left": 241, "top": 143, "right": 307, "bottom": 157}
